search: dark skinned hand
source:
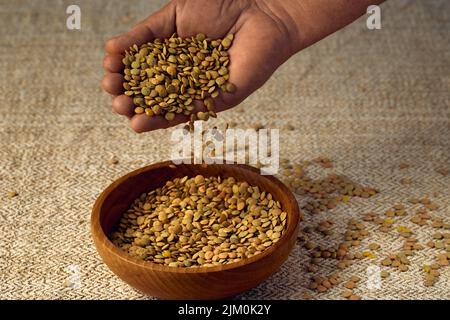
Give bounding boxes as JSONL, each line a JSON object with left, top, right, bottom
{"left": 102, "top": 0, "right": 384, "bottom": 132}
{"left": 101, "top": 0, "right": 298, "bottom": 132}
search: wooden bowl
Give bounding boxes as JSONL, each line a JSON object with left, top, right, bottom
{"left": 91, "top": 161, "right": 300, "bottom": 300}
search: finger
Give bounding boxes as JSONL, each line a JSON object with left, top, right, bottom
{"left": 103, "top": 54, "right": 124, "bottom": 73}
{"left": 112, "top": 95, "right": 134, "bottom": 118}
{"left": 206, "top": 91, "right": 240, "bottom": 113}
{"left": 105, "top": 2, "right": 176, "bottom": 54}
{"left": 130, "top": 113, "right": 188, "bottom": 133}
{"left": 221, "top": 21, "right": 286, "bottom": 104}
{"left": 130, "top": 102, "right": 208, "bottom": 133}
{"left": 106, "top": 24, "right": 154, "bottom": 54}
{"left": 140, "top": 1, "right": 176, "bottom": 38}
{"left": 101, "top": 73, "right": 124, "bottom": 95}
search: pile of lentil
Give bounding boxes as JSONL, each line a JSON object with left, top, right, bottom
{"left": 110, "top": 175, "right": 287, "bottom": 268}
{"left": 122, "top": 33, "right": 236, "bottom": 128}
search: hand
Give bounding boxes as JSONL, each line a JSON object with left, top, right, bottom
{"left": 101, "top": 0, "right": 299, "bottom": 133}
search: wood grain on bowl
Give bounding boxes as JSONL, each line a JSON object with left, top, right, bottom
{"left": 91, "top": 161, "right": 300, "bottom": 299}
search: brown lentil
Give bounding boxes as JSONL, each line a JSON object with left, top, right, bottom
{"left": 7, "top": 191, "right": 18, "bottom": 199}
{"left": 110, "top": 175, "right": 286, "bottom": 267}
{"left": 122, "top": 33, "right": 235, "bottom": 128}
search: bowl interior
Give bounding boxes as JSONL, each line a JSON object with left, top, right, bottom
{"left": 96, "top": 162, "right": 299, "bottom": 271}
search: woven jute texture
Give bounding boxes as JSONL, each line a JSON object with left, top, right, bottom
{"left": 0, "top": 0, "right": 449, "bottom": 300}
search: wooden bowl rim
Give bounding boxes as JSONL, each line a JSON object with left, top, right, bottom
{"left": 91, "top": 161, "right": 300, "bottom": 274}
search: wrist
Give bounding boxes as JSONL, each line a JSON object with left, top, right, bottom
{"left": 256, "top": 0, "right": 306, "bottom": 56}
{"left": 264, "top": 0, "right": 385, "bottom": 54}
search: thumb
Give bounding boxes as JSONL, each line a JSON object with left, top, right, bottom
{"left": 106, "top": 1, "right": 177, "bottom": 54}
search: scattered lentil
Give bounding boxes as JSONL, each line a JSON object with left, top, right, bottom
{"left": 7, "top": 191, "right": 18, "bottom": 199}
{"left": 108, "top": 157, "right": 119, "bottom": 165}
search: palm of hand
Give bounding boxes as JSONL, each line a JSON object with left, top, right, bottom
{"left": 102, "top": 0, "right": 294, "bottom": 132}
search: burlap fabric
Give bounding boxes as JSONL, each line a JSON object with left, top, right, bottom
{"left": 0, "top": 0, "right": 448, "bottom": 300}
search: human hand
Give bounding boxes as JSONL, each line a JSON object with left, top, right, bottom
{"left": 101, "top": 0, "right": 299, "bottom": 132}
